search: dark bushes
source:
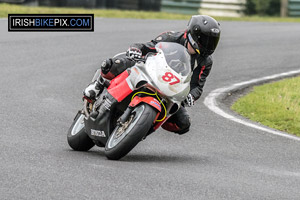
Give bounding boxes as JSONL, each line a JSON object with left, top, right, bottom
{"left": 245, "top": 0, "right": 281, "bottom": 16}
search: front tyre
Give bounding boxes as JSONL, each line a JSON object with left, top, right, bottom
{"left": 67, "top": 112, "right": 95, "bottom": 151}
{"left": 105, "top": 104, "right": 157, "bottom": 160}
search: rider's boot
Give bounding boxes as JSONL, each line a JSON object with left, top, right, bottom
{"left": 83, "top": 76, "right": 106, "bottom": 101}
{"left": 83, "top": 58, "right": 114, "bottom": 101}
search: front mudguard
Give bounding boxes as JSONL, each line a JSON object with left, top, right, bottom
{"left": 129, "top": 96, "right": 162, "bottom": 123}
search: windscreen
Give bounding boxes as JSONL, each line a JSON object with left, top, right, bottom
{"left": 155, "top": 42, "right": 191, "bottom": 76}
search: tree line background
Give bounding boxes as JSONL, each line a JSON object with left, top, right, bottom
{"left": 245, "top": 0, "right": 281, "bottom": 16}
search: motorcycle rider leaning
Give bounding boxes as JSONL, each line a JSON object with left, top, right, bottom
{"left": 84, "top": 15, "right": 221, "bottom": 135}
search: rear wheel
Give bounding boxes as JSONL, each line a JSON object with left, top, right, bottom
{"left": 67, "top": 112, "right": 95, "bottom": 151}
{"left": 105, "top": 104, "right": 157, "bottom": 160}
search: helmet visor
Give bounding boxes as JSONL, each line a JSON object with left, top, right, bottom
{"left": 198, "top": 32, "right": 220, "bottom": 53}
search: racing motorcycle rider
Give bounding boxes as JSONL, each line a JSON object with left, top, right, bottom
{"left": 83, "top": 15, "right": 221, "bottom": 135}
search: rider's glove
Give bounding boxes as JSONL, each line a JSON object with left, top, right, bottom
{"left": 126, "top": 47, "right": 142, "bottom": 61}
{"left": 183, "top": 93, "right": 195, "bottom": 107}
{"left": 83, "top": 80, "right": 104, "bottom": 101}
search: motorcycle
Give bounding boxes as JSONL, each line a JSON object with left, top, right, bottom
{"left": 67, "top": 42, "right": 192, "bottom": 160}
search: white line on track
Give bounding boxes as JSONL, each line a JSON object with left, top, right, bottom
{"left": 204, "top": 69, "right": 300, "bottom": 141}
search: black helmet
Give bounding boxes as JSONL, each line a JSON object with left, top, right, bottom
{"left": 186, "top": 15, "right": 221, "bottom": 55}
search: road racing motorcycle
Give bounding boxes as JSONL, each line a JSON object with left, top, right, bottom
{"left": 67, "top": 42, "right": 192, "bottom": 160}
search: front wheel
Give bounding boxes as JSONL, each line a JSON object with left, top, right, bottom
{"left": 67, "top": 111, "right": 95, "bottom": 151}
{"left": 105, "top": 104, "right": 157, "bottom": 160}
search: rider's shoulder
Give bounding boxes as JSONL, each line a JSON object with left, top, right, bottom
{"left": 155, "top": 31, "right": 184, "bottom": 42}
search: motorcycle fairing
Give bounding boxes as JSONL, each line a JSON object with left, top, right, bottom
{"left": 107, "top": 70, "right": 133, "bottom": 102}
{"left": 153, "top": 116, "right": 170, "bottom": 131}
{"left": 83, "top": 42, "right": 193, "bottom": 146}
{"left": 143, "top": 51, "right": 190, "bottom": 103}
{"left": 84, "top": 89, "right": 117, "bottom": 146}
{"left": 124, "top": 43, "right": 192, "bottom": 106}
{"left": 84, "top": 69, "right": 139, "bottom": 145}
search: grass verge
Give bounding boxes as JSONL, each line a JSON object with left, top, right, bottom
{"left": 231, "top": 76, "right": 300, "bottom": 136}
{"left": 1, "top": 3, "right": 300, "bottom": 22}
{"left": 1, "top": 3, "right": 189, "bottom": 19}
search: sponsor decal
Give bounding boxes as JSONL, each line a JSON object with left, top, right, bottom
{"left": 211, "top": 28, "right": 220, "bottom": 34}
{"left": 8, "top": 14, "right": 94, "bottom": 32}
{"left": 150, "top": 100, "right": 161, "bottom": 110}
{"left": 91, "top": 129, "right": 106, "bottom": 137}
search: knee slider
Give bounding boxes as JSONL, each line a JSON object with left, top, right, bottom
{"left": 101, "top": 58, "right": 113, "bottom": 74}
{"left": 175, "top": 116, "right": 191, "bottom": 135}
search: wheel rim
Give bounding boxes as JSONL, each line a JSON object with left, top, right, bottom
{"left": 71, "top": 114, "right": 85, "bottom": 136}
{"left": 107, "top": 105, "right": 145, "bottom": 149}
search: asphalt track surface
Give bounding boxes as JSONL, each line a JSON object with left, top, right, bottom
{"left": 1, "top": 18, "right": 300, "bottom": 200}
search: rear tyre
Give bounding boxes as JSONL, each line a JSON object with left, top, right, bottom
{"left": 105, "top": 104, "right": 157, "bottom": 160}
{"left": 67, "top": 112, "right": 95, "bottom": 151}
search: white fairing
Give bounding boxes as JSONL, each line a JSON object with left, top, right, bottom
{"left": 127, "top": 42, "right": 192, "bottom": 103}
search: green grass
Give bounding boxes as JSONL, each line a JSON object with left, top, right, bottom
{"left": 231, "top": 76, "right": 300, "bottom": 136}
{"left": 1, "top": 3, "right": 300, "bottom": 22}
{"left": 1, "top": 3, "right": 190, "bottom": 19}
